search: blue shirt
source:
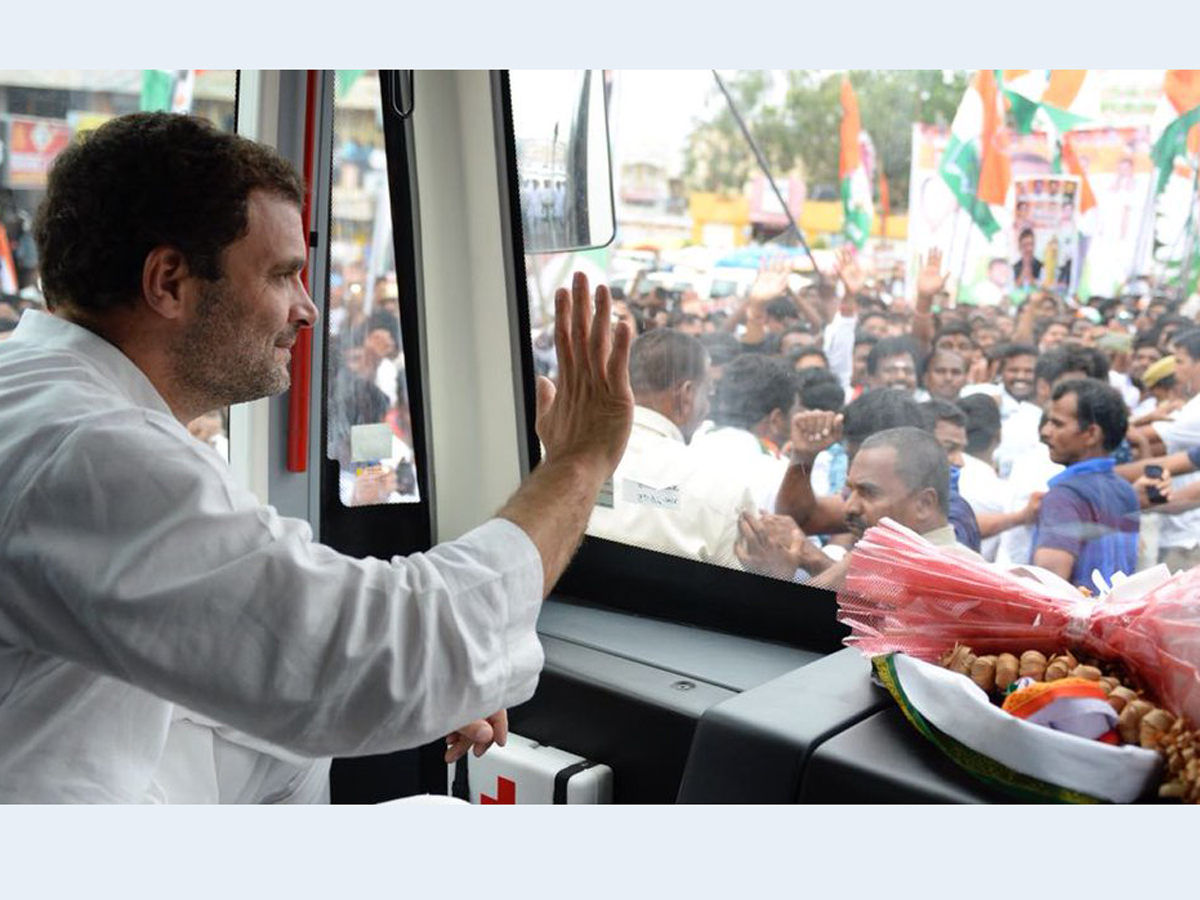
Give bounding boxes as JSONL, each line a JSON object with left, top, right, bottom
{"left": 1031, "top": 457, "right": 1138, "bottom": 587}
{"left": 948, "top": 465, "right": 982, "bottom": 552}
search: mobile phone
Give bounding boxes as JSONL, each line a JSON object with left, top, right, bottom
{"left": 1144, "top": 464, "right": 1168, "bottom": 504}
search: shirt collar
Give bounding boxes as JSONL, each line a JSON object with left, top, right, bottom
{"left": 633, "top": 405, "right": 685, "bottom": 443}
{"left": 11, "top": 310, "right": 176, "bottom": 418}
{"left": 1048, "top": 455, "right": 1114, "bottom": 487}
{"left": 923, "top": 523, "right": 959, "bottom": 546}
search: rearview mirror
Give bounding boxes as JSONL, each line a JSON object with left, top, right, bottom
{"left": 508, "top": 69, "right": 616, "bottom": 254}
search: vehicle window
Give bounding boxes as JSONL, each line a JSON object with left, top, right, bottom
{"left": 0, "top": 70, "right": 237, "bottom": 458}
{"left": 325, "top": 69, "right": 420, "bottom": 507}
{"left": 509, "top": 69, "right": 1195, "bottom": 599}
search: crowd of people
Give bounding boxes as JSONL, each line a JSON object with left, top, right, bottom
{"left": 325, "top": 268, "right": 418, "bottom": 506}
{"left": 579, "top": 244, "right": 1200, "bottom": 592}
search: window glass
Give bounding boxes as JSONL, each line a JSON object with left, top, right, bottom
{"left": 512, "top": 69, "right": 1194, "bottom": 592}
{"left": 326, "top": 70, "right": 419, "bottom": 507}
{"left": 0, "top": 70, "right": 237, "bottom": 458}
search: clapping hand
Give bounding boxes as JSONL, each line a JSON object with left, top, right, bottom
{"left": 735, "top": 511, "right": 825, "bottom": 579}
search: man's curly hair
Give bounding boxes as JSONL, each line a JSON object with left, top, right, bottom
{"left": 34, "top": 112, "right": 303, "bottom": 314}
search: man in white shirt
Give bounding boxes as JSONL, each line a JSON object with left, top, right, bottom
{"left": 1132, "top": 329, "right": 1200, "bottom": 570}
{"left": 961, "top": 342, "right": 1041, "bottom": 479}
{"left": 0, "top": 113, "right": 635, "bottom": 802}
{"left": 587, "top": 330, "right": 754, "bottom": 568}
{"left": 691, "top": 353, "right": 797, "bottom": 512}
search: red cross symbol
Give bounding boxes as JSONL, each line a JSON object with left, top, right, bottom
{"left": 480, "top": 776, "right": 516, "bottom": 804}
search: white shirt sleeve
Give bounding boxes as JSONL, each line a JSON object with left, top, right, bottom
{"left": 1153, "top": 398, "right": 1200, "bottom": 453}
{"left": 823, "top": 313, "right": 857, "bottom": 396}
{"left": 1, "top": 412, "right": 544, "bottom": 759}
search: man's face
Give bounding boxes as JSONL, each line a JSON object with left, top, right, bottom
{"left": 844, "top": 446, "right": 931, "bottom": 538}
{"left": 924, "top": 351, "right": 967, "bottom": 402}
{"left": 873, "top": 352, "right": 917, "bottom": 394}
{"left": 794, "top": 353, "right": 826, "bottom": 372}
{"left": 780, "top": 331, "right": 810, "bottom": 355}
{"left": 852, "top": 343, "right": 873, "bottom": 386}
{"left": 1019, "top": 234, "right": 1035, "bottom": 259}
{"left": 1040, "top": 323, "right": 1069, "bottom": 351}
{"left": 975, "top": 327, "right": 999, "bottom": 352}
{"left": 364, "top": 327, "right": 396, "bottom": 362}
{"left": 1040, "top": 391, "right": 1099, "bottom": 465}
{"left": 173, "top": 192, "right": 317, "bottom": 408}
{"left": 935, "top": 332, "right": 974, "bottom": 361}
{"left": 933, "top": 419, "right": 967, "bottom": 467}
{"left": 995, "top": 316, "right": 1015, "bottom": 339}
{"left": 1175, "top": 346, "right": 1200, "bottom": 398}
{"left": 1132, "top": 345, "right": 1162, "bottom": 381}
{"left": 1001, "top": 353, "right": 1037, "bottom": 401}
{"left": 859, "top": 315, "right": 888, "bottom": 339}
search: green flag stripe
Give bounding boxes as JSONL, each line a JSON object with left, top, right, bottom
{"left": 1152, "top": 105, "right": 1200, "bottom": 194}
{"left": 938, "top": 134, "right": 1000, "bottom": 239}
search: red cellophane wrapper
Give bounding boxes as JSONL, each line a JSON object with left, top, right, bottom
{"left": 838, "top": 518, "right": 1200, "bottom": 727}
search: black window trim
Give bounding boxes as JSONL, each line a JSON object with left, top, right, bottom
{"left": 316, "top": 69, "right": 434, "bottom": 561}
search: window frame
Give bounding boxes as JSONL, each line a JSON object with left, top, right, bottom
{"left": 316, "top": 70, "right": 434, "bottom": 560}
{"left": 496, "top": 70, "right": 846, "bottom": 653}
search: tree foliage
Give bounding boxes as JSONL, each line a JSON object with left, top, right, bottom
{"left": 683, "top": 70, "right": 970, "bottom": 211}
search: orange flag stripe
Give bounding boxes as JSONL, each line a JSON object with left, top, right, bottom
{"left": 839, "top": 77, "right": 861, "bottom": 180}
{"left": 1165, "top": 69, "right": 1200, "bottom": 117}
{"left": 1043, "top": 70, "right": 1087, "bottom": 110}
{"left": 976, "top": 70, "right": 1011, "bottom": 206}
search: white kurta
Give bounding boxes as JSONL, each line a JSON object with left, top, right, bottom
{"left": 0, "top": 311, "right": 544, "bottom": 802}
{"left": 586, "top": 406, "right": 755, "bottom": 569}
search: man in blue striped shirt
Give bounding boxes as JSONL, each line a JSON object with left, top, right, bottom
{"left": 1032, "top": 378, "right": 1139, "bottom": 588}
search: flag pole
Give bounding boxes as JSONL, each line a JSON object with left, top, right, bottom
{"left": 956, "top": 219, "right": 974, "bottom": 306}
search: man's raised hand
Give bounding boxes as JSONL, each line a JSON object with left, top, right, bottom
{"left": 916, "top": 248, "right": 949, "bottom": 300}
{"left": 535, "top": 272, "right": 635, "bottom": 476}
{"left": 789, "top": 410, "right": 844, "bottom": 462}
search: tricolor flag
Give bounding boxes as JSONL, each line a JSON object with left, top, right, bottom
{"left": 140, "top": 70, "right": 196, "bottom": 114}
{"left": 1151, "top": 70, "right": 1200, "bottom": 195}
{"left": 1057, "top": 134, "right": 1097, "bottom": 214}
{"left": 839, "top": 78, "right": 874, "bottom": 248}
{"left": 940, "top": 69, "right": 1010, "bottom": 239}
{"left": 1001, "top": 70, "right": 1098, "bottom": 135}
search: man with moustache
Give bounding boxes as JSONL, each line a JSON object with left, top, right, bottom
{"left": 809, "top": 426, "right": 971, "bottom": 590}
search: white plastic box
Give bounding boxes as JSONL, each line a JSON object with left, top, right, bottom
{"left": 447, "top": 733, "right": 613, "bottom": 804}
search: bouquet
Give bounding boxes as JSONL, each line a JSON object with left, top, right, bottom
{"left": 838, "top": 518, "right": 1200, "bottom": 802}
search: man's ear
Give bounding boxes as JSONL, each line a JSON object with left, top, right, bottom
{"left": 1082, "top": 421, "right": 1105, "bottom": 451}
{"left": 915, "top": 486, "right": 940, "bottom": 520}
{"left": 674, "top": 379, "right": 696, "bottom": 420}
{"left": 142, "top": 247, "right": 192, "bottom": 321}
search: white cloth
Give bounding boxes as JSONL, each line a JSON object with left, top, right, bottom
{"left": 1109, "top": 370, "right": 1140, "bottom": 411}
{"left": 956, "top": 454, "right": 1009, "bottom": 562}
{"left": 1131, "top": 394, "right": 1158, "bottom": 422}
{"left": 1151, "top": 394, "right": 1200, "bottom": 551}
{"left": 0, "top": 311, "right": 544, "bottom": 803}
{"left": 586, "top": 406, "right": 755, "bottom": 568}
{"left": 374, "top": 355, "right": 400, "bottom": 406}
{"left": 994, "top": 442, "right": 1063, "bottom": 566}
{"left": 823, "top": 313, "right": 857, "bottom": 397}
{"left": 960, "top": 385, "right": 1043, "bottom": 481}
{"left": 690, "top": 425, "right": 788, "bottom": 514}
